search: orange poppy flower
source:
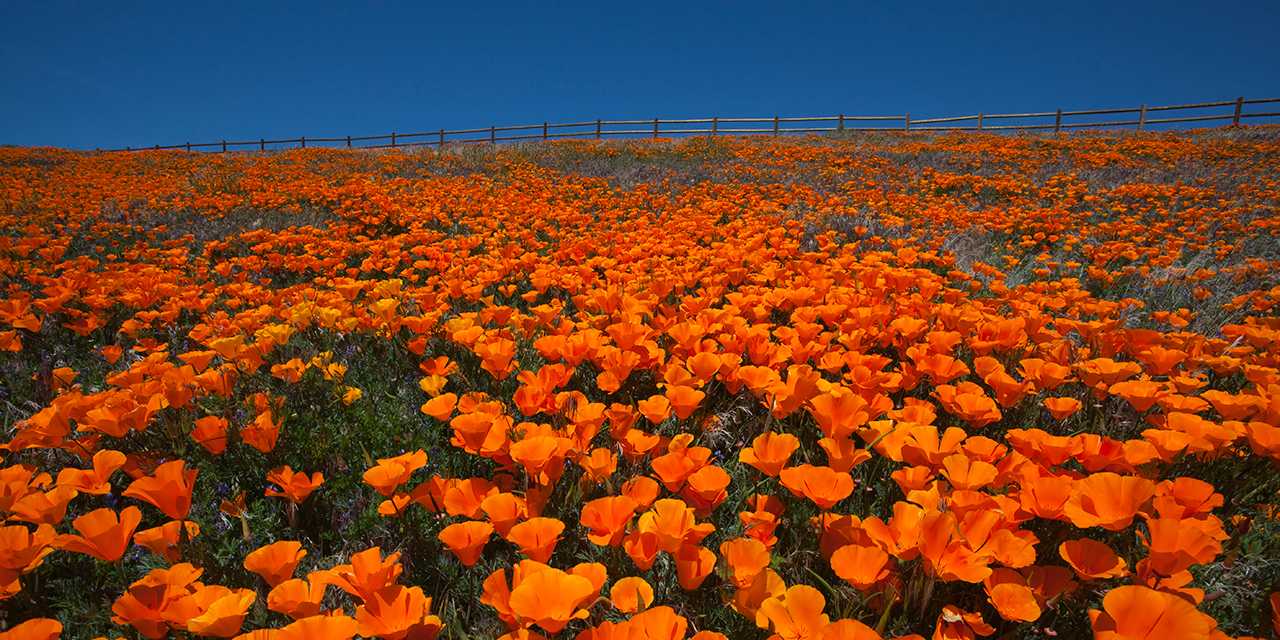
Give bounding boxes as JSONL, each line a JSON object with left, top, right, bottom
{"left": 940, "top": 454, "right": 998, "bottom": 491}
{"left": 276, "top": 613, "right": 359, "bottom": 640}
{"left": 610, "top": 576, "right": 654, "bottom": 613}
{"left": 808, "top": 388, "right": 872, "bottom": 439}
{"left": 637, "top": 395, "right": 672, "bottom": 424}
{"left": 54, "top": 448, "right": 125, "bottom": 494}
{"left": 933, "top": 605, "right": 994, "bottom": 640}
{"left": 506, "top": 565, "right": 597, "bottom": 634}
{"left": 506, "top": 517, "right": 565, "bottom": 562}
{"left": 7, "top": 486, "right": 77, "bottom": 525}
{"left": 54, "top": 506, "right": 141, "bottom": 562}
{"left": 739, "top": 432, "right": 800, "bottom": 477}
{"left": 420, "top": 393, "right": 458, "bottom": 421}
{"left": 185, "top": 586, "right": 256, "bottom": 637}
{"left": 354, "top": 584, "right": 444, "bottom": 640}
{"left": 816, "top": 618, "right": 882, "bottom": 640}
{"left": 830, "top": 543, "right": 890, "bottom": 590}
{"left": 985, "top": 582, "right": 1041, "bottom": 623}
{"left": 244, "top": 540, "right": 307, "bottom": 586}
{"left": 1042, "top": 396, "right": 1082, "bottom": 421}
{"left": 1089, "top": 585, "right": 1216, "bottom": 639}
{"left": 190, "top": 416, "right": 230, "bottom": 454}
{"left": 123, "top": 459, "right": 197, "bottom": 520}
{"left": 110, "top": 562, "right": 205, "bottom": 638}
{"left": 318, "top": 547, "right": 403, "bottom": 600}
{"left": 636, "top": 498, "right": 715, "bottom": 554}
{"left": 480, "top": 492, "right": 528, "bottom": 536}
{"left": 509, "top": 435, "right": 570, "bottom": 486}
{"left": 133, "top": 520, "right": 201, "bottom": 563}
{"left": 267, "top": 577, "right": 328, "bottom": 619}
{"left": 681, "top": 464, "right": 731, "bottom": 514}
{"left": 665, "top": 385, "right": 705, "bottom": 420}
{"left": 265, "top": 466, "right": 324, "bottom": 504}
{"left": 580, "top": 495, "right": 639, "bottom": 547}
{"left": 756, "top": 584, "right": 829, "bottom": 640}
{"left": 779, "top": 465, "right": 854, "bottom": 510}
{"left": 438, "top": 521, "right": 494, "bottom": 566}
{"left": 674, "top": 544, "right": 716, "bottom": 591}
{"left": 442, "top": 477, "right": 501, "bottom": 519}
{"left": 0, "top": 618, "right": 62, "bottom": 640}
{"left": 1062, "top": 472, "right": 1155, "bottom": 531}
{"left": 362, "top": 450, "right": 428, "bottom": 497}
{"left": 719, "top": 538, "right": 771, "bottom": 589}
{"left": 1141, "top": 517, "right": 1223, "bottom": 577}
{"left": 1058, "top": 538, "right": 1127, "bottom": 580}
{"left": 0, "top": 523, "right": 55, "bottom": 591}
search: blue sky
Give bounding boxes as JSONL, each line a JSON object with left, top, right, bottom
{"left": 2, "top": 1, "right": 1277, "bottom": 149}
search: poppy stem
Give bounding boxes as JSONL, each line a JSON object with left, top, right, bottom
{"left": 874, "top": 583, "right": 897, "bottom": 635}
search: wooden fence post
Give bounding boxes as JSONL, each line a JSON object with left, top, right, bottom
{"left": 301, "top": 136, "right": 306, "bottom": 149}
{"left": 838, "top": 114, "right": 845, "bottom": 132}
{"left": 1054, "top": 109, "right": 1062, "bottom": 133}
{"left": 1137, "top": 105, "right": 1147, "bottom": 131}
{"left": 596, "top": 119, "right": 602, "bottom": 139}
{"left": 490, "top": 126, "right": 496, "bottom": 144}
{"left": 543, "top": 122, "right": 548, "bottom": 140}
{"left": 391, "top": 132, "right": 397, "bottom": 147}
{"left": 1233, "top": 96, "right": 1244, "bottom": 126}
{"left": 346, "top": 136, "right": 351, "bottom": 148}
{"left": 653, "top": 118, "right": 659, "bottom": 138}
{"left": 439, "top": 129, "right": 445, "bottom": 147}
{"left": 773, "top": 116, "right": 779, "bottom": 136}
{"left": 977, "top": 113, "right": 984, "bottom": 130}
{"left": 259, "top": 138, "right": 265, "bottom": 151}
{"left": 221, "top": 140, "right": 227, "bottom": 153}
{"left": 904, "top": 113, "right": 910, "bottom": 131}
{"left": 186, "top": 142, "right": 192, "bottom": 152}
{"left": 712, "top": 117, "right": 718, "bottom": 136}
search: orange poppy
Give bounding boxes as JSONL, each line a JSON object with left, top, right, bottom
{"left": 54, "top": 448, "right": 125, "bottom": 494}
{"left": 778, "top": 465, "right": 854, "bottom": 510}
{"left": 1059, "top": 538, "right": 1127, "bottom": 580}
{"left": 581, "top": 496, "right": 639, "bottom": 547}
{"left": 1089, "top": 585, "right": 1216, "bottom": 639}
{"left": 354, "top": 584, "right": 444, "bottom": 640}
{"left": 505, "top": 517, "right": 565, "bottom": 562}
{"left": 244, "top": 540, "right": 307, "bottom": 586}
{"left": 265, "top": 466, "right": 324, "bottom": 504}
{"left": 755, "top": 584, "right": 829, "bottom": 640}
{"left": 438, "top": 521, "right": 494, "bottom": 566}
{"left": 830, "top": 543, "right": 890, "bottom": 590}
{"left": 506, "top": 565, "right": 597, "bottom": 634}
{"left": 123, "top": 459, "right": 197, "bottom": 520}
{"left": 54, "top": 506, "right": 142, "bottom": 562}
{"left": 267, "top": 577, "right": 328, "bottom": 619}
{"left": 740, "top": 432, "right": 800, "bottom": 477}
{"left": 133, "top": 520, "right": 201, "bottom": 563}
{"left": 719, "top": 538, "right": 771, "bottom": 589}
{"left": 0, "top": 618, "right": 62, "bottom": 640}
{"left": 1062, "top": 472, "right": 1155, "bottom": 531}
{"left": 362, "top": 450, "right": 428, "bottom": 497}
{"left": 610, "top": 576, "right": 654, "bottom": 613}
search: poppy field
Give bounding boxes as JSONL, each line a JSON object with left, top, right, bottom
{"left": 2, "top": 129, "right": 1280, "bottom": 639}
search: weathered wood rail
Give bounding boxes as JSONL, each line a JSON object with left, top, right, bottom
{"left": 104, "top": 96, "right": 1280, "bottom": 153}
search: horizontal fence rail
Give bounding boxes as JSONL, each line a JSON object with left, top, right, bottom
{"left": 100, "top": 96, "right": 1280, "bottom": 153}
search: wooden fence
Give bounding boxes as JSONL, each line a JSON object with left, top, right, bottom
{"left": 104, "top": 96, "right": 1280, "bottom": 153}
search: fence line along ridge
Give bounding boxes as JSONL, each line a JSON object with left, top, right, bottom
{"left": 102, "top": 96, "right": 1280, "bottom": 153}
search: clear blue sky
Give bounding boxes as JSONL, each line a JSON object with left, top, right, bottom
{"left": 2, "top": 1, "right": 1277, "bottom": 149}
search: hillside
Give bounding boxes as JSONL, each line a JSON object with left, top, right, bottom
{"left": 1, "top": 130, "right": 1279, "bottom": 639}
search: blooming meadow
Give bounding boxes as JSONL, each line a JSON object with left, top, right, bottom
{"left": 1, "top": 130, "right": 1279, "bottom": 639}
